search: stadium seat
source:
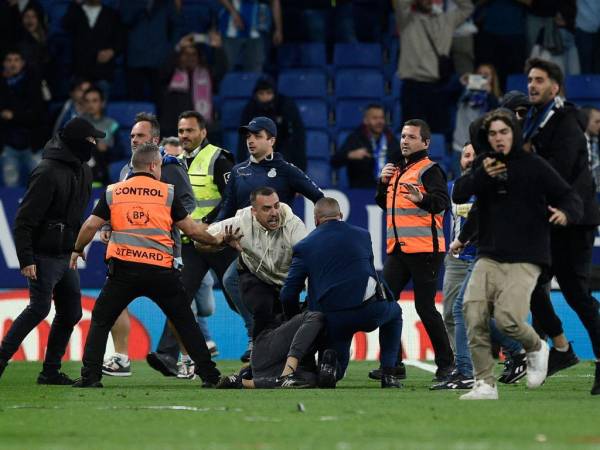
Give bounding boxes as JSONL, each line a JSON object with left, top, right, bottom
{"left": 48, "top": 0, "right": 70, "bottom": 35}
{"left": 108, "top": 159, "right": 128, "bottom": 183}
{"left": 220, "top": 99, "right": 247, "bottom": 129}
{"left": 106, "top": 102, "right": 156, "bottom": 128}
{"left": 219, "top": 72, "right": 263, "bottom": 99}
{"left": 179, "top": 1, "right": 216, "bottom": 34}
{"left": 221, "top": 130, "right": 239, "bottom": 156}
{"left": 335, "top": 69, "right": 385, "bottom": 99}
{"left": 333, "top": 43, "right": 383, "bottom": 69}
{"left": 428, "top": 133, "right": 447, "bottom": 162}
{"left": 334, "top": 166, "right": 350, "bottom": 189}
{"left": 335, "top": 129, "right": 352, "bottom": 150}
{"left": 306, "top": 159, "right": 331, "bottom": 188}
{"left": 278, "top": 70, "right": 328, "bottom": 99}
{"left": 277, "top": 43, "right": 327, "bottom": 68}
{"left": 306, "top": 130, "right": 330, "bottom": 160}
{"left": 505, "top": 74, "right": 528, "bottom": 94}
{"left": 296, "top": 99, "right": 329, "bottom": 129}
{"left": 335, "top": 100, "right": 381, "bottom": 130}
{"left": 565, "top": 75, "right": 600, "bottom": 103}
{"left": 391, "top": 100, "right": 402, "bottom": 131}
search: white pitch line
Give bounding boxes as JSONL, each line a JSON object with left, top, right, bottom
{"left": 404, "top": 360, "right": 437, "bottom": 373}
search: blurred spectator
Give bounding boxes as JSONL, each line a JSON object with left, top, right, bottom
{"left": 395, "top": 0, "right": 473, "bottom": 135}
{"left": 575, "top": 0, "right": 600, "bottom": 74}
{"left": 81, "top": 85, "right": 119, "bottom": 186}
{"left": 160, "top": 136, "right": 183, "bottom": 156}
{"left": 3, "top": 0, "right": 45, "bottom": 51}
{"left": 120, "top": 0, "right": 181, "bottom": 102}
{"left": 303, "top": 0, "right": 356, "bottom": 44}
{"left": 581, "top": 106, "right": 600, "bottom": 190}
{"left": 448, "top": 0, "right": 477, "bottom": 75}
{"left": 218, "top": 0, "right": 283, "bottom": 72}
{"left": 451, "top": 63, "right": 500, "bottom": 173}
{"left": 16, "top": 5, "right": 49, "bottom": 79}
{"left": 52, "top": 78, "right": 92, "bottom": 135}
{"left": 238, "top": 76, "right": 306, "bottom": 170}
{"left": 331, "top": 103, "right": 401, "bottom": 188}
{"left": 0, "top": 48, "right": 45, "bottom": 187}
{"left": 62, "top": 0, "right": 123, "bottom": 96}
{"left": 159, "top": 36, "right": 226, "bottom": 138}
{"left": 474, "top": 0, "right": 527, "bottom": 87}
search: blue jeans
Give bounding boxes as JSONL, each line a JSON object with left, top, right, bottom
{"left": 325, "top": 300, "right": 402, "bottom": 380}
{"left": 1, "top": 145, "right": 41, "bottom": 187}
{"left": 453, "top": 261, "right": 523, "bottom": 377}
{"left": 191, "top": 271, "right": 215, "bottom": 342}
{"left": 223, "top": 260, "right": 254, "bottom": 341}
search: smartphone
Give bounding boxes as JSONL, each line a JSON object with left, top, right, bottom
{"left": 467, "top": 74, "right": 488, "bottom": 91}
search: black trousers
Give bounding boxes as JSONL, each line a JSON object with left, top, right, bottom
{"left": 383, "top": 249, "right": 454, "bottom": 369}
{"left": 401, "top": 79, "right": 452, "bottom": 136}
{"left": 0, "top": 255, "right": 82, "bottom": 374}
{"left": 155, "top": 243, "right": 237, "bottom": 359}
{"left": 81, "top": 260, "right": 220, "bottom": 383}
{"left": 238, "top": 268, "right": 283, "bottom": 340}
{"left": 530, "top": 226, "right": 600, "bottom": 359}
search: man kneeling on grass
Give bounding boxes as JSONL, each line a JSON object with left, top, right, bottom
{"left": 197, "top": 187, "right": 325, "bottom": 388}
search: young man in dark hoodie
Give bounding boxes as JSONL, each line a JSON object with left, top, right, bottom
{"left": 453, "top": 109, "right": 582, "bottom": 400}
{"left": 0, "top": 117, "right": 103, "bottom": 384}
{"left": 523, "top": 58, "right": 600, "bottom": 395}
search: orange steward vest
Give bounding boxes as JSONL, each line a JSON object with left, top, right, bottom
{"left": 105, "top": 175, "right": 175, "bottom": 268}
{"left": 386, "top": 157, "right": 445, "bottom": 254}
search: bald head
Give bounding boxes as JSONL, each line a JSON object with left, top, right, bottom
{"left": 314, "top": 197, "right": 342, "bottom": 226}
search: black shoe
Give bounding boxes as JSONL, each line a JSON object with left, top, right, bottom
{"left": 498, "top": 352, "right": 527, "bottom": 384}
{"left": 432, "top": 365, "right": 454, "bottom": 382}
{"left": 430, "top": 370, "right": 474, "bottom": 390}
{"left": 591, "top": 362, "right": 600, "bottom": 396}
{"left": 37, "top": 372, "right": 75, "bottom": 385}
{"left": 72, "top": 377, "right": 103, "bottom": 388}
{"left": 0, "top": 359, "right": 7, "bottom": 379}
{"left": 201, "top": 379, "right": 218, "bottom": 388}
{"left": 547, "top": 344, "right": 579, "bottom": 377}
{"left": 369, "top": 362, "right": 406, "bottom": 381}
{"left": 381, "top": 368, "right": 403, "bottom": 388}
{"left": 216, "top": 374, "right": 243, "bottom": 389}
{"left": 240, "top": 348, "right": 251, "bottom": 363}
{"left": 146, "top": 352, "right": 178, "bottom": 377}
{"left": 275, "top": 372, "right": 312, "bottom": 389}
{"left": 318, "top": 349, "right": 337, "bottom": 389}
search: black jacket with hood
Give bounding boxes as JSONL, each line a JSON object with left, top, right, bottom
{"left": 453, "top": 112, "right": 583, "bottom": 268}
{"left": 13, "top": 135, "right": 93, "bottom": 268}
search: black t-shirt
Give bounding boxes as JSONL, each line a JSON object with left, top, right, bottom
{"left": 92, "top": 173, "right": 189, "bottom": 223}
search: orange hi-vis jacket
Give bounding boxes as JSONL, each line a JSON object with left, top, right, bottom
{"left": 386, "top": 157, "right": 445, "bottom": 254}
{"left": 105, "top": 175, "right": 176, "bottom": 268}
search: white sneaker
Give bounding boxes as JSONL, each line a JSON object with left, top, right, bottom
{"left": 526, "top": 340, "right": 549, "bottom": 389}
{"left": 102, "top": 354, "right": 131, "bottom": 377}
{"left": 176, "top": 359, "right": 196, "bottom": 380}
{"left": 459, "top": 380, "right": 498, "bottom": 400}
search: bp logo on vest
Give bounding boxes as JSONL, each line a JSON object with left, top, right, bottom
{"left": 126, "top": 206, "right": 150, "bottom": 225}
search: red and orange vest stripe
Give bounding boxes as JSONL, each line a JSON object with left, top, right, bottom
{"left": 105, "top": 176, "right": 175, "bottom": 268}
{"left": 386, "top": 157, "right": 445, "bottom": 254}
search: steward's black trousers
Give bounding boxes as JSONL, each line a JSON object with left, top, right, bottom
{"left": 81, "top": 260, "right": 220, "bottom": 383}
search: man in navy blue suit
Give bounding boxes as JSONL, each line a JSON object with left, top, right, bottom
{"left": 280, "top": 197, "right": 404, "bottom": 388}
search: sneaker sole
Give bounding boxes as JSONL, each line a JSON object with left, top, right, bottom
{"left": 102, "top": 369, "right": 132, "bottom": 377}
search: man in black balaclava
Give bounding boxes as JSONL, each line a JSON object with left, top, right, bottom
{"left": 0, "top": 117, "right": 103, "bottom": 385}
{"left": 237, "top": 76, "right": 307, "bottom": 170}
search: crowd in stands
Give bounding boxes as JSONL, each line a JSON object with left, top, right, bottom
{"left": 1, "top": 0, "right": 600, "bottom": 188}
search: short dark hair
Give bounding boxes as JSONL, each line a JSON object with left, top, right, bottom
{"left": 69, "top": 77, "right": 91, "bottom": 93}
{"left": 83, "top": 85, "right": 104, "bottom": 102}
{"left": 315, "top": 197, "right": 341, "bottom": 220}
{"left": 364, "top": 103, "right": 385, "bottom": 114}
{"left": 160, "top": 136, "right": 180, "bottom": 147}
{"left": 131, "top": 142, "right": 161, "bottom": 170}
{"left": 525, "top": 58, "right": 564, "bottom": 88}
{"left": 2, "top": 47, "right": 24, "bottom": 60}
{"left": 250, "top": 186, "right": 277, "bottom": 205}
{"left": 178, "top": 110, "right": 207, "bottom": 130}
{"left": 134, "top": 112, "right": 160, "bottom": 138}
{"left": 403, "top": 119, "right": 431, "bottom": 142}
{"left": 482, "top": 109, "right": 515, "bottom": 134}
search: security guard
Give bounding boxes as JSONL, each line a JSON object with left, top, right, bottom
{"left": 375, "top": 119, "right": 454, "bottom": 383}
{"left": 70, "top": 143, "right": 235, "bottom": 388}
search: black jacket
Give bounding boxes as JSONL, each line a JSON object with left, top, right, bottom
{"left": 331, "top": 125, "right": 401, "bottom": 188}
{"left": 453, "top": 115, "right": 583, "bottom": 268}
{"left": 13, "top": 136, "right": 93, "bottom": 268}
{"left": 238, "top": 94, "right": 306, "bottom": 171}
{"left": 527, "top": 101, "right": 600, "bottom": 226}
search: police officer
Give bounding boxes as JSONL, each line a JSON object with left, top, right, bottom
{"left": 69, "top": 143, "right": 237, "bottom": 388}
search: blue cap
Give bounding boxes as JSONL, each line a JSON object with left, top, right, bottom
{"left": 238, "top": 116, "right": 277, "bottom": 137}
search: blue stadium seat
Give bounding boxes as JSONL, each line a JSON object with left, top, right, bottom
{"left": 306, "top": 130, "right": 330, "bottom": 160}
{"left": 335, "top": 129, "right": 352, "bottom": 149}
{"left": 565, "top": 75, "right": 600, "bottom": 103}
{"left": 277, "top": 43, "right": 327, "bottom": 68}
{"left": 179, "top": 1, "right": 216, "bottom": 34}
{"left": 391, "top": 100, "right": 402, "bottom": 131}
{"left": 106, "top": 102, "right": 156, "bottom": 128}
{"left": 306, "top": 159, "right": 331, "bottom": 188}
{"left": 278, "top": 70, "right": 328, "bottom": 99}
{"left": 108, "top": 159, "right": 128, "bottom": 183}
{"left": 333, "top": 43, "right": 383, "bottom": 69}
{"left": 391, "top": 76, "right": 402, "bottom": 101}
{"left": 334, "top": 166, "right": 349, "bottom": 189}
{"left": 114, "top": 129, "right": 131, "bottom": 160}
{"left": 219, "top": 72, "right": 262, "bottom": 99}
{"left": 296, "top": 99, "right": 329, "bottom": 129}
{"left": 505, "top": 74, "right": 528, "bottom": 94}
{"left": 221, "top": 130, "right": 240, "bottom": 156}
{"left": 220, "top": 99, "right": 247, "bottom": 129}
{"left": 48, "top": 0, "right": 70, "bottom": 35}
{"left": 335, "top": 69, "right": 385, "bottom": 99}
{"left": 428, "top": 133, "right": 447, "bottom": 162}
{"left": 335, "top": 100, "right": 381, "bottom": 130}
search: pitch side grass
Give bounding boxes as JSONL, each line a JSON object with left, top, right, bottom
{"left": 0, "top": 361, "right": 598, "bottom": 450}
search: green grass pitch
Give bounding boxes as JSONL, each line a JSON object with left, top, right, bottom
{"left": 0, "top": 361, "right": 599, "bottom": 450}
